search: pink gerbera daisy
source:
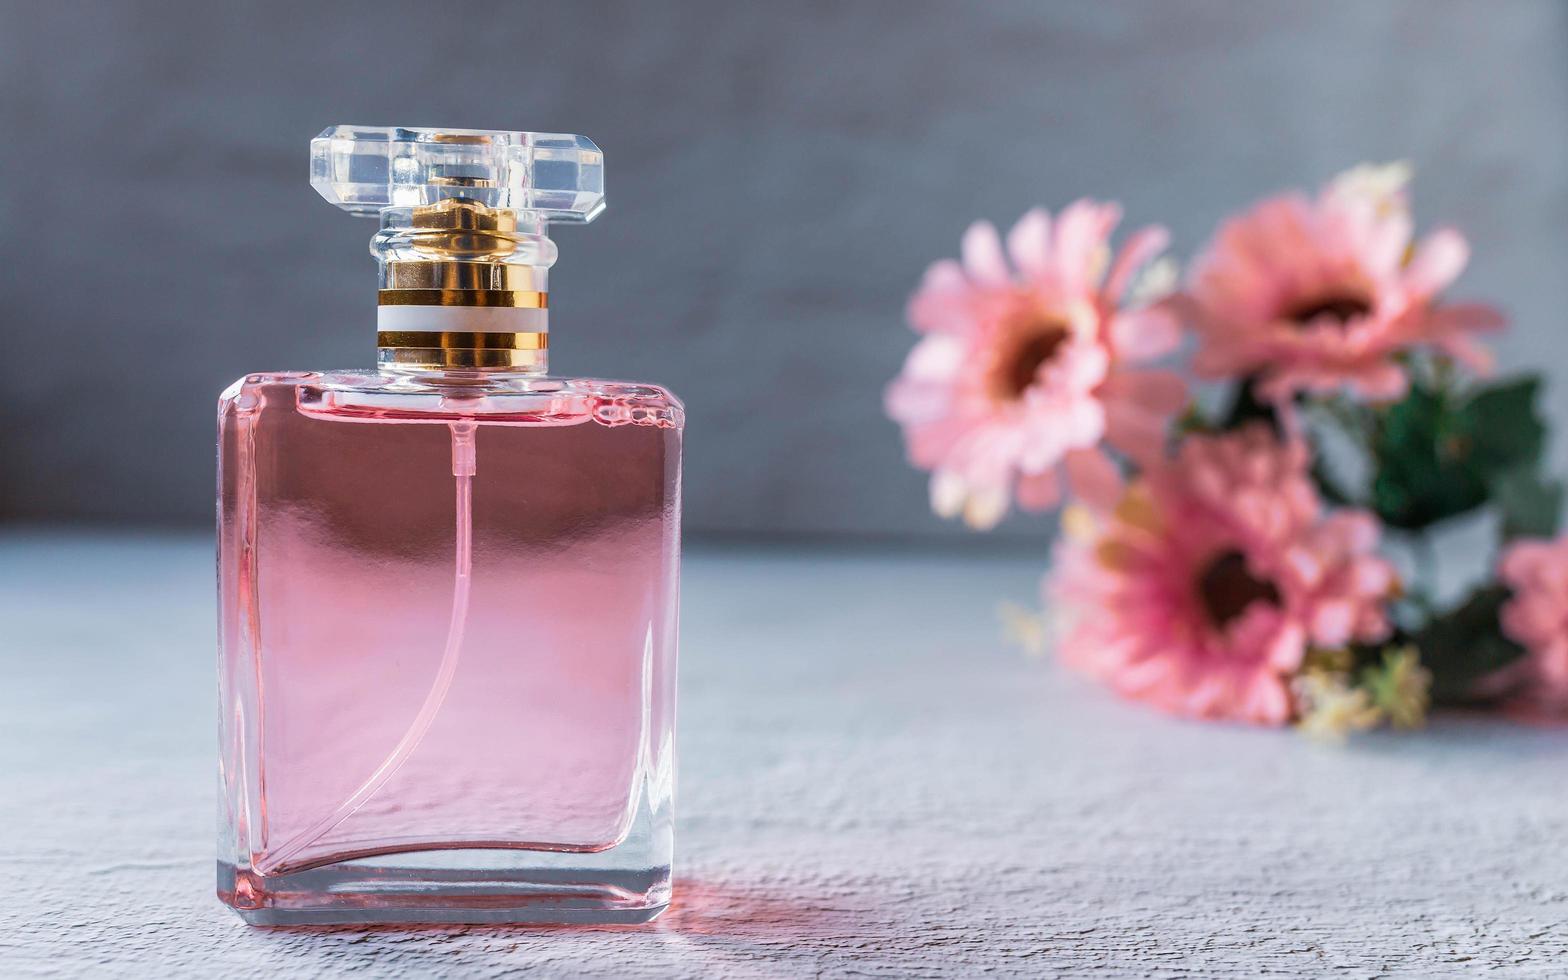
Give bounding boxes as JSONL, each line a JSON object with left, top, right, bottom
{"left": 1049, "top": 426, "right": 1395, "bottom": 724}
{"left": 1496, "top": 537, "right": 1568, "bottom": 715}
{"left": 885, "top": 202, "right": 1185, "bottom": 529}
{"left": 1186, "top": 163, "right": 1504, "bottom": 403}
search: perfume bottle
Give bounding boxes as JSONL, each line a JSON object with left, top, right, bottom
{"left": 216, "top": 127, "right": 682, "bottom": 925}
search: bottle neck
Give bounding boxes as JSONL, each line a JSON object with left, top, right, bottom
{"left": 370, "top": 201, "right": 556, "bottom": 375}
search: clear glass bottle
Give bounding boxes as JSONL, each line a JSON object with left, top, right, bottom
{"left": 216, "top": 127, "right": 682, "bottom": 925}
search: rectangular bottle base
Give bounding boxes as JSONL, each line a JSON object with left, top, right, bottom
{"left": 218, "top": 859, "right": 670, "bottom": 926}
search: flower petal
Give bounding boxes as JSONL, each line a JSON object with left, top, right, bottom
{"left": 906, "top": 259, "right": 979, "bottom": 334}
{"left": 961, "top": 221, "right": 1010, "bottom": 285}
{"left": 1006, "top": 208, "right": 1053, "bottom": 279}
{"left": 1052, "top": 200, "right": 1121, "bottom": 295}
{"left": 930, "top": 469, "right": 967, "bottom": 519}
{"left": 1404, "top": 228, "right": 1469, "bottom": 297}
{"left": 1016, "top": 468, "right": 1063, "bottom": 512}
{"left": 1102, "top": 402, "right": 1170, "bottom": 464}
{"left": 1064, "top": 448, "right": 1124, "bottom": 513}
{"left": 1108, "top": 306, "right": 1182, "bottom": 361}
{"left": 964, "top": 484, "right": 1010, "bottom": 530}
{"left": 1102, "top": 369, "right": 1188, "bottom": 414}
{"left": 1104, "top": 225, "right": 1171, "bottom": 302}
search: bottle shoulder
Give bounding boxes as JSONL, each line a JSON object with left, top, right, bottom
{"left": 220, "top": 371, "right": 683, "bottom": 430}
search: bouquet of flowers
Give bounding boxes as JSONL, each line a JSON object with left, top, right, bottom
{"left": 886, "top": 164, "right": 1568, "bottom": 736}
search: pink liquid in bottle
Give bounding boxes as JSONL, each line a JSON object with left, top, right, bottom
{"left": 218, "top": 373, "right": 681, "bottom": 923}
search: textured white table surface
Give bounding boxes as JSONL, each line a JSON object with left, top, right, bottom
{"left": 3, "top": 530, "right": 1567, "bottom": 978}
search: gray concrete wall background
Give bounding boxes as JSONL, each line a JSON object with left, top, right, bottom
{"left": 2, "top": 1, "right": 1565, "bottom": 540}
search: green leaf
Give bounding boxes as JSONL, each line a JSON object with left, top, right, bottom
{"left": 1367, "top": 374, "right": 1553, "bottom": 532}
{"left": 1369, "top": 382, "right": 1487, "bottom": 529}
{"left": 1465, "top": 377, "right": 1545, "bottom": 474}
{"left": 1465, "top": 376, "right": 1560, "bottom": 539}
{"left": 1410, "top": 586, "right": 1527, "bottom": 703}
{"left": 1492, "top": 465, "right": 1563, "bottom": 540}
{"left": 1462, "top": 375, "right": 1560, "bottom": 538}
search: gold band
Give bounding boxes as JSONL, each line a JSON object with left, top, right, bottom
{"left": 378, "top": 289, "right": 548, "bottom": 308}
{"left": 377, "top": 331, "right": 548, "bottom": 351}
{"left": 377, "top": 346, "right": 547, "bottom": 369}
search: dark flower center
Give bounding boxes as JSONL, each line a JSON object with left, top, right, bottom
{"left": 1282, "top": 292, "right": 1373, "bottom": 327}
{"left": 1197, "top": 550, "right": 1281, "bottom": 630}
{"left": 994, "top": 323, "right": 1069, "bottom": 400}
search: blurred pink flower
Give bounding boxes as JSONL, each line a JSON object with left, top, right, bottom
{"left": 1049, "top": 426, "right": 1395, "bottom": 724}
{"left": 1185, "top": 163, "right": 1504, "bottom": 403}
{"left": 885, "top": 202, "right": 1185, "bottom": 529}
{"left": 1496, "top": 537, "right": 1568, "bottom": 715}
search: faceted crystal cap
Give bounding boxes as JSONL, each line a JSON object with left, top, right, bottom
{"left": 310, "top": 125, "right": 605, "bottom": 222}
